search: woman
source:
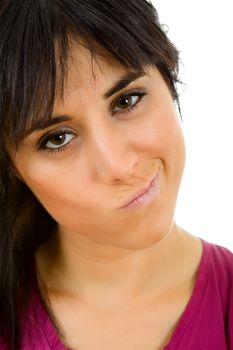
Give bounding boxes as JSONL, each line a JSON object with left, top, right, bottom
{"left": 0, "top": 0, "right": 232, "bottom": 349}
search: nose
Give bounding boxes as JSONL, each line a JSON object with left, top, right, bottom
{"left": 86, "top": 124, "right": 139, "bottom": 183}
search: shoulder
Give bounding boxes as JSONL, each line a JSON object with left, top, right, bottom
{"left": 200, "top": 239, "right": 233, "bottom": 315}
{"left": 201, "top": 239, "right": 233, "bottom": 278}
{"left": 199, "top": 239, "right": 233, "bottom": 345}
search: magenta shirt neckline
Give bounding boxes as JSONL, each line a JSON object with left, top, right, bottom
{"left": 164, "top": 238, "right": 208, "bottom": 348}
{"left": 32, "top": 238, "right": 208, "bottom": 349}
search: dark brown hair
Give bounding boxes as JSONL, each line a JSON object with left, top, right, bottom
{"left": 0, "top": 0, "right": 181, "bottom": 348}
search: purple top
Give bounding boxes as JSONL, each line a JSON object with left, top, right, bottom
{"left": 4, "top": 239, "right": 233, "bottom": 349}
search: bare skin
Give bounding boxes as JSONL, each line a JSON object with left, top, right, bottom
{"left": 36, "top": 227, "right": 202, "bottom": 350}
{"left": 13, "top": 44, "right": 203, "bottom": 349}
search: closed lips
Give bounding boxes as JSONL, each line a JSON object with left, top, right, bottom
{"left": 121, "top": 174, "right": 158, "bottom": 208}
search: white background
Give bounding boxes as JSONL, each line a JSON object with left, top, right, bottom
{"left": 152, "top": 1, "right": 233, "bottom": 251}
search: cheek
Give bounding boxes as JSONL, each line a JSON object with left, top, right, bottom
{"left": 132, "top": 107, "right": 185, "bottom": 169}
{"left": 15, "top": 155, "right": 88, "bottom": 214}
{"left": 139, "top": 108, "right": 186, "bottom": 200}
{"left": 15, "top": 158, "right": 112, "bottom": 234}
{"left": 156, "top": 115, "right": 186, "bottom": 202}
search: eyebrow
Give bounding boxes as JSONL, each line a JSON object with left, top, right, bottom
{"left": 24, "top": 71, "right": 146, "bottom": 136}
{"left": 103, "top": 71, "right": 146, "bottom": 99}
{"left": 24, "top": 115, "right": 72, "bottom": 137}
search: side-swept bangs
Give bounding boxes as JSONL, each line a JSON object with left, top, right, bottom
{"left": 0, "top": 0, "right": 180, "bottom": 149}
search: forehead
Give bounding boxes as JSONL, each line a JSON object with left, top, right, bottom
{"left": 13, "top": 43, "right": 150, "bottom": 142}
{"left": 59, "top": 43, "right": 128, "bottom": 97}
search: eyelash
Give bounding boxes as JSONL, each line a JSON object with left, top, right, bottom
{"left": 38, "top": 130, "right": 76, "bottom": 154}
{"left": 37, "top": 89, "right": 147, "bottom": 155}
{"left": 112, "top": 89, "right": 146, "bottom": 116}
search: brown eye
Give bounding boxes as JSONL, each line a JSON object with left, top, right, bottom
{"left": 50, "top": 133, "right": 66, "bottom": 145}
{"left": 112, "top": 90, "right": 147, "bottom": 115}
{"left": 114, "top": 95, "right": 139, "bottom": 112}
{"left": 39, "top": 131, "right": 76, "bottom": 151}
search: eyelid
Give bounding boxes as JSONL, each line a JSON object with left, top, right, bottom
{"left": 36, "top": 87, "right": 148, "bottom": 155}
{"left": 110, "top": 88, "right": 147, "bottom": 114}
{"left": 37, "top": 127, "right": 77, "bottom": 150}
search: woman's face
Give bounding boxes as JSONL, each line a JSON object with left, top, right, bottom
{"left": 12, "top": 45, "right": 185, "bottom": 249}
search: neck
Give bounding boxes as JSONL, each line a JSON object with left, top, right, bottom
{"left": 36, "top": 223, "right": 190, "bottom": 310}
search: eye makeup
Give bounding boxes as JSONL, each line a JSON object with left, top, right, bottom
{"left": 36, "top": 87, "right": 148, "bottom": 155}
